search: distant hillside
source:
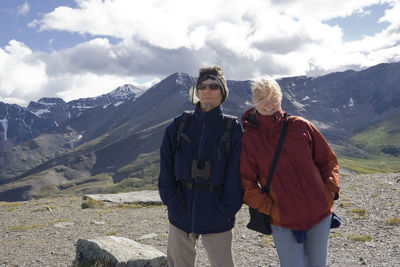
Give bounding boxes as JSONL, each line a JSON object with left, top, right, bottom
{"left": 1, "top": 62, "right": 400, "bottom": 201}
{"left": 350, "top": 114, "right": 400, "bottom": 156}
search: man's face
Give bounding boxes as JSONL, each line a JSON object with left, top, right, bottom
{"left": 197, "top": 80, "right": 223, "bottom": 111}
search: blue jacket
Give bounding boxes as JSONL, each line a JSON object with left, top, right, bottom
{"left": 158, "top": 103, "right": 243, "bottom": 234}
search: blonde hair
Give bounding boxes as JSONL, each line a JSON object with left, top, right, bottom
{"left": 251, "top": 78, "right": 282, "bottom": 105}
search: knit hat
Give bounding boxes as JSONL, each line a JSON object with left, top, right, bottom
{"left": 189, "top": 66, "right": 229, "bottom": 104}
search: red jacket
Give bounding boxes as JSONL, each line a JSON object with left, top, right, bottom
{"left": 240, "top": 108, "right": 340, "bottom": 230}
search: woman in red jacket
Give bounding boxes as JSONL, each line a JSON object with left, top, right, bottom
{"left": 240, "top": 78, "right": 340, "bottom": 267}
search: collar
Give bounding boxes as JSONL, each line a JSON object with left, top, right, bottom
{"left": 193, "top": 102, "right": 223, "bottom": 121}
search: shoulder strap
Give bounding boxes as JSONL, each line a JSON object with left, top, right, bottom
{"left": 176, "top": 111, "right": 193, "bottom": 148}
{"left": 264, "top": 115, "right": 290, "bottom": 194}
{"left": 220, "top": 114, "right": 237, "bottom": 159}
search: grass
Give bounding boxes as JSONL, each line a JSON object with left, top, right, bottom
{"left": 351, "top": 208, "right": 369, "bottom": 219}
{"left": 340, "top": 202, "right": 351, "bottom": 208}
{"left": 329, "top": 232, "right": 342, "bottom": 238}
{"left": 32, "top": 205, "right": 56, "bottom": 212}
{"left": 113, "top": 203, "right": 147, "bottom": 209}
{"left": 6, "top": 224, "right": 45, "bottom": 232}
{"left": 349, "top": 114, "right": 400, "bottom": 156}
{"left": 351, "top": 208, "right": 366, "bottom": 216}
{"left": 58, "top": 173, "right": 114, "bottom": 196}
{"left": 81, "top": 198, "right": 105, "bottom": 209}
{"left": 260, "top": 235, "right": 274, "bottom": 246}
{"left": 0, "top": 202, "right": 22, "bottom": 208}
{"left": 338, "top": 155, "right": 400, "bottom": 174}
{"left": 50, "top": 219, "right": 68, "bottom": 224}
{"left": 0, "top": 202, "right": 23, "bottom": 212}
{"left": 348, "top": 234, "right": 372, "bottom": 242}
{"left": 332, "top": 114, "right": 400, "bottom": 174}
{"left": 104, "top": 151, "right": 160, "bottom": 193}
{"left": 106, "top": 231, "right": 117, "bottom": 236}
{"left": 385, "top": 217, "right": 400, "bottom": 226}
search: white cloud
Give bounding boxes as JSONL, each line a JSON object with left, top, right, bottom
{"left": 0, "top": 40, "right": 150, "bottom": 106}
{"left": 50, "top": 73, "right": 138, "bottom": 102}
{"left": 17, "top": 2, "right": 30, "bottom": 16}
{"left": 271, "top": 0, "right": 384, "bottom": 20}
{"left": 1, "top": 0, "right": 399, "bottom": 106}
{"left": 0, "top": 40, "right": 47, "bottom": 105}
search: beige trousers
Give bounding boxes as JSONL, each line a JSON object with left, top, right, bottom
{"left": 167, "top": 224, "right": 234, "bottom": 267}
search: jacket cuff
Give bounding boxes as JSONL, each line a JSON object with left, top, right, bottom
{"left": 325, "top": 178, "right": 340, "bottom": 200}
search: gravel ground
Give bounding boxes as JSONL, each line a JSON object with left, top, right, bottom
{"left": 0, "top": 173, "right": 399, "bottom": 266}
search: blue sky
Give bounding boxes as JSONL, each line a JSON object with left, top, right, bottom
{"left": 1, "top": 0, "right": 400, "bottom": 106}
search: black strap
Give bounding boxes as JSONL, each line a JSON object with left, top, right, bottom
{"left": 176, "top": 111, "right": 193, "bottom": 148}
{"left": 220, "top": 115, "right": 236, "bottom": 159}
{"left": 177, "top": 180, "right": 224, "bottom": 192}
{"left": 263, "top": 115, "right": 290, "bottom": 194}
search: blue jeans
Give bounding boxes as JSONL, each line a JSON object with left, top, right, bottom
{"left": 271, "top": 214, "right": 331, "bottom": 267}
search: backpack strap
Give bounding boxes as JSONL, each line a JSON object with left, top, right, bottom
{"left": 176, "top": 111, "right": 193, "bottom": 149}
{"left": 220, "top": 114, "right": 237, "bottom": 160}
{"left": 176, "top": 111, "right": 236, "bottom": 159}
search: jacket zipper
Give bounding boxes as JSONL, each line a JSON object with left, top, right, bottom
{"left": 191, "top": 120, "right": 206, "bottom": 232}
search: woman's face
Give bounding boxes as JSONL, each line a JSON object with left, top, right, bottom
{"left": 253, "top": 96, "right": 280, "bottom": 115}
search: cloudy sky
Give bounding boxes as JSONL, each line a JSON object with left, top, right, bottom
{"left": 1, "top": 0, "right": 399, "bottom": 106}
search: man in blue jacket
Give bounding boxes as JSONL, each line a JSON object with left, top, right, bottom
{"left": 158, "top": 65, "right": 243, "bottom": 267}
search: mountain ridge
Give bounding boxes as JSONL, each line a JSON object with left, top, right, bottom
{"left": 1, "top": 62, "right": 400, "bottom": 201}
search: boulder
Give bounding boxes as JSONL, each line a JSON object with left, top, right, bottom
{"left": 75, "top": 236, "right": 167, "bottom": 267}
{"left": 84, "top": 190, "right": 162, "bottom": 205}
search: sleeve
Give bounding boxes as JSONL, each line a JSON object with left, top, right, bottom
{"left": 240, "top": 135, "right": 273, "bottom": 215}
{"left": 158, "top": 119, "right": 178, "bottom": 205}
{"left": 218, "top": 121, "right": 244, "bottom": 217}
{"left": 307, "top": 121, "right": 340, "bottom": 200}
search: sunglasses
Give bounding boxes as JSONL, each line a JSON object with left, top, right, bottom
{"left": 197, "top": 83, "right": 221, "bottom": 90}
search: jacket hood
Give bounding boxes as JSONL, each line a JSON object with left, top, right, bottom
{"left": 241, "top": 108, "right": 284, "bottom": 130}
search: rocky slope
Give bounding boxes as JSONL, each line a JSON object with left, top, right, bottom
{"left": 0, "top": 173, "right": 399, "bottom": 266}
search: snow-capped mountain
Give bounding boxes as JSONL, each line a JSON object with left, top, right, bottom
{"left": 67, "top": 84, "right": 144, "bottom": 117}
{"left": 0, "top": 102, "right": 55, "bottom": 145}
{"left": 0, "top": 84, "right": 146, "bottom": 147}
{"left": 27, "top": 98, "right": 69, "bottom": 126}
{"left": 1, "top": 63, "right": 400, "bottom": 201}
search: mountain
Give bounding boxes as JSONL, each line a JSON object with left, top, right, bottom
{"left": 279, "top": 62, "right": 400, "bottom": 141}
{"left": 0, "top": 84, "right": 144, "bottom": 150}
{"left": 0, "top": 84, "right": 144, "bottom": 182}
{"left": 0, "top": 63, "right": 400, "bottom": 201}
{"left": 0, "top": 102, "right": 56, "bottom": 145}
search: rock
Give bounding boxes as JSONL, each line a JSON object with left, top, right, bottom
{"left": 90, "top": 220, "right": 105, "bottom": 225}
{"left": 75, "top": 236, "right": 167, "bottom": 266}
{"left": 53, "top": 222, "right": 74, "bottom": 228}
{"left": 137, "top": 233, "right": 158, "bottom": 240}
{"left": 84, "top": 190, "right": 162, "bottom": 205}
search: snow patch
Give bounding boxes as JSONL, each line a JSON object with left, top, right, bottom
{"left": 72, "top": 105, "right": 95, "bottom": 109}
{"left": 113, "top": 101, "right": 123, "bottom": 107}
{"left": 38, "top": 101, "right": 57, "bottom": 106}
{"left": 348, "top": 97, "right": 354, "bottom": 107}
{"left": 74, "top": 135, "right": 83, "bottom": 142}
{"left": 302, "top": 96, "right": 310, "bottom": 101}
{"left": 33, "top": 108, "right": 50, "bottom": 116}
{"left": 0, "top": 118, "right": 8, "bottom": 140}
{"left": 310, "top": 120, "right": 332, "bottom": 130}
